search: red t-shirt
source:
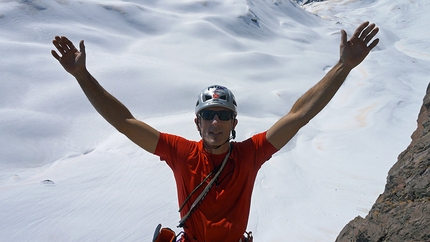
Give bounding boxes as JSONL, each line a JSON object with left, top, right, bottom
{"left": 155, "top": 132, "right": 278, "bottom": 242}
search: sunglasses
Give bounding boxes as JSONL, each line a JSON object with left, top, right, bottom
{"left": 199, "top": 110, "right": 235, "bottom": 121}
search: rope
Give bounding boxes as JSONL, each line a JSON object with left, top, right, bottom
{"left": 178, "top": 144, "right": 232, "bottom": 228}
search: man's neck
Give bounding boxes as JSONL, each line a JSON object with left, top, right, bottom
{"left": 203, "top": 141, "right": 230, "bottom": 154}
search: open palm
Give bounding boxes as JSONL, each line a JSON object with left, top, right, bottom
{"left": 51, "top": 36, "right": 86, "bottom": 75}
{"left": 340, "top": 22, "right": 379, "bottom": 69}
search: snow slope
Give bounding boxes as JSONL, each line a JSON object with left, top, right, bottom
{"left": 0, "top": 0, "right": 428, "bottom": 241}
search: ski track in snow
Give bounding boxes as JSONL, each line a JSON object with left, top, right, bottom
{"left": 1, "top": 0, "right": 429, "bottom": 241}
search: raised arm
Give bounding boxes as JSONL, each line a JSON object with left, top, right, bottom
{"left": 266, "top": 22, "right": 379, "bottom": 150}
{"left": 52, "top": 36, "right": 160, "bottom": 153}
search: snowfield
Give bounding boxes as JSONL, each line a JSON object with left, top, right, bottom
{"left": 0, "top": 0, "right": 429, "bottom": 241}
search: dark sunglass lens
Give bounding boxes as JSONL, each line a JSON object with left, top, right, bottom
{"left": 200, "top": 110, "right": 233, "bottom": 120}
{"left": 218, "top": 111, "right": 233, "bottom": 120}
{"left": 200, "top": 110, "right": 215, "bottom": 120}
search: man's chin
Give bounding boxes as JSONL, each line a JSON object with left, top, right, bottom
{"left": 203, "top": 138, "right": 228, "bottom": 148}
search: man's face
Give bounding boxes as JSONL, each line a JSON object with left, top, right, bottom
{"left": 195, "top": 107, "right": 238, "bottom": 153}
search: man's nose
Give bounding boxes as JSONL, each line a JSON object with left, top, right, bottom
{"left": 211, "top": 114, "right": 220, "bottom": 123}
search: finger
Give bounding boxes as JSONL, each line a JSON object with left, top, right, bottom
{"left": 364, "top": 27, "right": 379, "bottom": 44}
{"left": 51, "top": 49, "right": 60, "bottom": 61}
{"left": 367, "top": 38, "right": 379, "bottom": 51}
{"left": 53, "top": 36, "right": 73, "bottom": 53}
{"left": 340, "top": 29, "right": 347, "bottom": 45}
{"left": 352, "top": 21, "right": 370, "bottom": 39}
{"left": 52, "top": 38, "right": 65, "bottom": 54}
{"left": 359, "top": 23, "right": 376, "bottom": 40}
{"left": 58, "top": 36, "right": 74, "bottom": 52}
{"left": 65, "top": 41, "right": 76, "bottom": 52}
{"left": 54, "top": 36, "right": 70, "bottom": 53}
{"left": 79, "top": 40, "right": 85, "bottom": 54}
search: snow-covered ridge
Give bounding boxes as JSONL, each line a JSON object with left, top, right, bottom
{"left": 1, "top": 0, "right": 428, "bottom": 241}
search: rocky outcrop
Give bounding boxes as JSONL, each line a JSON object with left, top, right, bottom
{"left": 336, "top": 83, "right": 430, "bottom": 242}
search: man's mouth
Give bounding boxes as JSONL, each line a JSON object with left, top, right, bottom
{"left": 209, "top": 131, "right": 222, "bottom": 137}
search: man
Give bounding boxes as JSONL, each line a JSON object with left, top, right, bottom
{"left": 52, "top": 21, "right": 379, "bottom": 241}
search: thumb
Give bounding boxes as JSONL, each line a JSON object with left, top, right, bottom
{"left": 79, "top": 40, "right": 85, "bottom": 54}
{"left": 340, "top": 29, "right": 347, "bottom": 45}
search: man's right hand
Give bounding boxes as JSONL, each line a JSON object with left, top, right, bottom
{"left": 52, "top": 36, "right": 86, "bottom": 76}
{"left": 51, "top": 36, "right": 160, "bottom": 154}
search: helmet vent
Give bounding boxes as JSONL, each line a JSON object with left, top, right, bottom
{"left": 195, "top": 85, "right": 237, "bottom": 114}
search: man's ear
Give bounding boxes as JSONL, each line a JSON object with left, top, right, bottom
{"left": 194, "top": 117, "right": 199, "bottom": 129}
{"left": 231, "top": 118, "right": 238, "bottom": 139}
{"left": 194, "top": 117, "right": 202, "bottom": 136}
{"left": 233, "top": 118, "right": 238, "bottom": 129}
